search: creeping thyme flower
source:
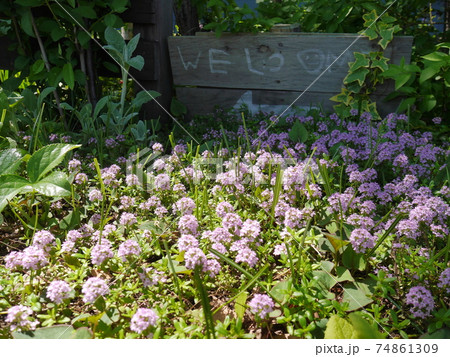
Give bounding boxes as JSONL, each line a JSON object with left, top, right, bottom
{"left": 75, "top": 172, "right": 88, "bottom": 185}
{"left": 248, "top": 294, "right": 274, "bottom": 319}
{"left": 120, "top": 212, "right": 137, "bottom": 226}
{"left": 154, "top": 173, "right": 171, "bottom": 191}
{"left": 68, "top": 159, "right": 82, "bottom": 173}
{"left": 184, "top": 247, "right": 208, "bottom": 270}
{"left": 125, "top": 174, "right": 140, "bottom": 186}
{"left": 130, "top": 308, "right": 158, "bottom": 334}
{"left": 82, "top": 277, "right": 110, "bottom": 304}
{"left": 178, "top": 214, "right": 199, "bottom": 235}
{"left": 349, "top": 228, "right": 376, "bottom": 253}
{"left": 215, "top": 201, "right": 234, "bottom": 218}
{"left": 222, "top": 213, "right": 243, "bottom": 235}
{"left": 118, "top": 240, "right": 141, "bottom": 262}
{"left": 4, "top": 251, "right": 23, "bottom": 270}
{"left": 406, "top": 286, "right": 434, "bottom": 319}
{"left": 6, "top": 305, "right": 39, "bottom": 332}
{"left": 46, "top": 280, "right": 72, "bottom": 304}
{"left": 32, "top": 230, "right": 56, "bottom": 252}
{"left": 152, "top": 142, "right": 163, "bottom": 152}
{"left": 177, "top": 234, "right": 199, "bottom": 252}
{"left": 173, "top": 197, "right": 196, "bottom": 215}
{"left": 432, "top": 117, "right": 442, "bottom": 124}
{"left": 88, "top": 189, "right": 103, "bottom": 202}
{"left": 138, "top": 267, "right": 167, "bottom": 287}
{"left": 21, "top": 246, "right": 49, "bottom": 270}
{"left": 240, "top": 219, "right": 261, "bottom": 242}
{"left": 273, "top": 243, "right": 287, "bottom": 256}
{"left": 91, "top": 240, "right": 114, "bottom": 265}
{"left": 438, "top": 268, "right": 450, "bottom": 294}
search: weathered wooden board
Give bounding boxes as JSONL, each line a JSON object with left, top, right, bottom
{"left": 169, "top": 33, "right": 413, "bottom": 93}
{"left": 176, "top": 87, "right": 400, "bottom": 118}
{"left": 121, "top": 0, "right": 156, "bottom": 24}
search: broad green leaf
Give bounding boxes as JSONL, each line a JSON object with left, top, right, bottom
{"left": 420, "top": 328, "right": 450, "bottom": 339}
{"left": 420, "top": 64, "right": 440, "bottom": 83}
{"left": 62, "top": 63, "right": 75, "bottom": 89}
{"left": 104, "top": 26, "right": 125, "bottom": 53}
{"left": 348, "top": 312, "right": 384, "bottom": 338}
{"left": 27, "top": 144, "right": 80, "bottom": 182}
{"left": 324, "top": 232, "right": 349, "bottom": 252}
{"left": 37, "top": 86, "right": 56, "bottom": 109}
{"left": 77, "top": 31, "right": 91, "bottom": 47}
{"left": 397, "top": 97, "right": 416, "bottom": 113}
{"left": 94, "top": 96, "right": 110, "bottom": 119}
{"left": 312, "top": 271, "right": 336, "bottom": 298}
{"left": 50, "top": 26, "right": 66, "bottom": 41}
{"left": 0, "top": 148, "right": 24, "bottom": 175}
{"left": 288, "top": 120, "right": 308, "bottom": 143}
{"left": 394, "top": 73, "right": 412, "bottom": 90}
{"left": 19, "top": 9, "right": 35, "bottom": 37}
{"left": 234, "top": 291, "right": 247, "bottom": 320}
{"left": 336, "top": 266, "right": 354, "bottom": 282}
{"left": 30, "top": 171, "right": 71, "bottom": 197}
{"left": 132, "top": 90, "right": 160, "bottom": 109}
{"left": 419, "top": 94, "right": 436, "bottom": 112}
{"left": 170, "top": 97, "right": 187, "bottom": 117}
{"left": 270, "top": 279, "right": 292, "bottom": 302}
{"left": 111, "top": 0, "right": 129, "bottom": 12}
{"left": 0, "top": 174, "right": 30, "bottom": 212}
{"left": 342, "top": 279, "right": 374, "bottom": 311}
{"left": 31, "top": 59, "right": 45, "bottom": 75}
{"left": 126, "top": 33, "right": 141, "bottom": 56}
{"left": 324, "top": 315, "right": 355, "bottom": 339}
{"left": 73, "top": 5, "right": 97, "bottom": 19}
{"left": 70, "top": 327, "right": 93, "bottom": 339}
{"left": 59, "top": 209, "right": 80, "bottom": 230}
{"left": 342, "top": 245, "right": 366, "bottom": 271}
{"left": 422, "top": 51, "right": 448, "bottom": 62}
{"left": 127, "top": 55, "right": 144, "bottom": 71}
{"left": 12, "top": 325, "right": 74, "bottom": 339}
{"left": 104, "top": 13, "right": 120, "bottom": 28}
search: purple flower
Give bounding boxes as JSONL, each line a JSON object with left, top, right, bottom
{"left": 178, "top": 214, "right": 199, "bottom": 235}
{"left": 222, "top": 213, "right": 243, "bottom": 235}
{"left": 4, "top": 251, "right": 23, "bottom": 270}
{"left": 75, "top": 172, "right": 88, "bottom": 185}
{"left": 118, "top": 240, "right": 141, "bottom": 262}
{"left": 125, "top": 174, "right": 140, "bottom": 186}
{"left": 216, "top": 201, "right": 235, "bottom": 218}
{"left": 248, "top": 294, "right": 274, "bottom": 319}
{"left": 21, "top": 246, "right": 49, "bottom": 270}
{"left": 349, "top": 228, "right": 376, "bottom": 253}
{"left": 88, "top": 189, "right": 103, "bottom": 202}
{"left": 235, "top": 246, "right": 258, "bottom": 267}
{"left": 154, "top": 173, "right": 171, "bottom": 191}
{"left": 82, "top": 277, "right": 110, "bottom": 304}
{"left": 119, "top": 195, "right": 135, "bottom": 210}
{"left": 173, "top": 197, "right": 196, "bottom": 215}
{"left": 240, "top": 219, "right": 261, "bottom": 242}
{"left": 68, "top": 159, "right": 82, "bottom": 173}
{"left": 152, "top": 142, "right": 163, "bottom": 152}
{"left": 138, "top": 268, "right": 167, "bottom": 287}
{"left": 405, "top": 286, "right": 434, "bottom": 319}
{"left": 284, "top": 207, "right": 303, "bottom": 229}
{"left": 32, "top": 230, "right": 56, "bottom": 252}
{"left": 46, "top": 280, "right": 72, "bottom": 304}
{"left": 91, "top": 240, "right": 114, "bottom": 265}
{"left": 438, "top": 268, "right": 450, "bottom": 294}
{"left": 177, "top": 234, "right": 199, "bottom": 252}
{"left": 184, "top": 247, "right": 208, "bottom": 270}
{"left": 273, "top": 243, "right": 287, "bottom": 256}
{"left": 120, "top": 212, "right": 137, "bottom": 226}
{"left": 432, "top": 117, "right": 441, "bottom": 125}
{"left": 130, "top": 308, "right": 158, "bottom": 334}
{"left": 6, "top": 305, "right": 39, "bottom": 332}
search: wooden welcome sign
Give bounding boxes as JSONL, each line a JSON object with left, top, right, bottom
{"left": 168, "top": 33, "right": 413, "bottom": 117}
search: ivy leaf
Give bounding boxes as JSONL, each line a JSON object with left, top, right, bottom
{"left": 378, "top": 27, "right": 395, "bottom": 49}
{"left": 371, "top": 56, "right": 389, "bottom": 71}
{"left": 361, "top": 27, "right": 378, "bottom": 40}
{"left": 344, "top": 67, "right": 369, "bottom": 86}
{"left": 349, "top": 53, "right": 370, "bottom": 71}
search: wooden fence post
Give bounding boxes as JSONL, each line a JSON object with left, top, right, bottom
{"left": 125, "top": 0, "right": 174, "bottom": 124}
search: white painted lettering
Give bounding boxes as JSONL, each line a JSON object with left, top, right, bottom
{"left": 268, "top": 53, "right": 284, "bottom": 72}
{"left": 245, "top": 48, "right": 264, "bottom": 76}
{"left": 209, "top": 49, "right": 231, "bottom": 74}
{"left": 177, "top": 46, "right": 201, "bottom": 70}
{"left": 297, "top": 49, "right": 325, "bottom": 75}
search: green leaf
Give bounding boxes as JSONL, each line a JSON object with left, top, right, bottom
{"left": 336, "top": 267, "right": 354, "bottom": 282}
{"left": 349, "top": 53, "right": 370, "bottom": 71}
{"left": 397, "top": 97, "right": 416, "bottom": 113}
{"left": 104, "top": 13, "right": 120, "bottom": 28}
{"left": 234, "top": 291, "right": 247, "bottom": 320}
{"left": 342, "top": 245, "right": 366, "bottom": 271}
{"left": 422, "top": 52, "right": 448, "bottom": 62}
{"left": 126, "top": 34, "right": 141, "bottom": 57}
{"left": 127, "top": 56, "right": 144, "bottom": 71}
{"left": 29, "top": 171, "right": 71, "bottom": 197}
{"left": 342, "top": 280, "right": 374, "bottom": 311}
{"left": 0, "top": 174, "right": 30, "bottom": 213}
{"left": 15, "top": 0, "right": 43, "bottom": 6}
{"left": 394, "top": 73, "right": 412, "bottom": 90}
{"left": 170, "top": 97, "right": 187, "bottom": 117}
{"left": 12, "top": 325, "right": 75, "bottom": 339}
{"left": 132, "top": 90, "right": 160, "bottom": 109}
{"left": 323, "top": 232, "right": 349, "bottom": 252}
{"left": 104, "top": 26, "right": 125, "bottom": 53}
{"left": 31, "top": 59, "right": 45, "bottom": 75}
{"left": 0, "top": 148, "right": 24, "bottom": 175}
{"left": 378, "top": 28, "right": 395, "bottom": 49}
{"left": 37, "top": 86, "right": 56, "bottom": 109}
{"left": 50, "top": 26, "right": 66, "bottom": 41}
{"left": 420, "top": 64, "right": 440, "bottom": 83}
{"left": 420, "top": 328, "right": 450, "bottom": 339}
{"left": 110, "top": 0, "right": 129, "bottom": 12}
{"left": 27, "top": 144, "right": 80, "bottom": 182}
{"left": 362, "top": 27, "right": 378, "bottom": 40}
{"left": 344, "top": 67, "right": 369, "bottom": 86}
{"left": 77, "top": 31, "right": 91, "bottom": 47}
{"left": 59, "top": 209, "right": 80, "bottom": 230}
{"left": 270, "top": 279, "right": 292, "bottom": 302}
{"left": 288, "top": 120, "right": 308, "bottom": 143}
{"left": 73, "top": 5, "right": 97, "bottom": 19}
{"left": 70, "top": 327, "right": 93, "bottom": 339}
{"left": 62, "top": 63, "right": 75, "bottom": 89}
{"left": 419, "top": 94, "right": 436, "bottom": 112}
{"left": 324, "top": 315, "right": 355, "bottom": 339}
{"left": 348, "top": 312, "right": 384, "bottom": 338}
{"left": 19, "top": 9, "right": 35, "bottom": 37}
{"left": 94, "top": 96, "right": 110, "bottom": 119}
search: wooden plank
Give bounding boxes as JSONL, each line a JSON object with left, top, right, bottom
{"left": 168, "top": 33, "right": 413, "bottom": 92}
{"left": 121, "top": 0, "right": 156, "bottom": 24}
{"left": 176, "top": 87, "right": 400, "bottom": 118}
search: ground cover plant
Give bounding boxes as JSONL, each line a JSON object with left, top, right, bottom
{"left": 0, "top": 106, "right": 449, "bottom": 338}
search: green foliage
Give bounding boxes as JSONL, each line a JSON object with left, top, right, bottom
{"left": 12, "top": 325, "right": 93, "bottom": 339}
{"left": 324, "top": 312, "right": 384, "bottom": 339}
{"left": 0, "top": 143, "right": 79, "bottom": 213}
